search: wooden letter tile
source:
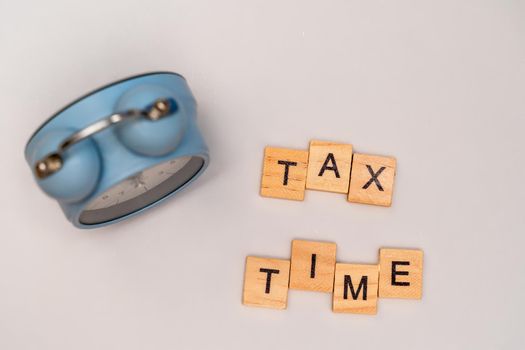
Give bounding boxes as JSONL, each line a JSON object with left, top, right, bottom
{"left": 333, "top": 263, "right": 379, "bottom": 314}
{"left": 289, "top": 240, "right": 337, "bottom": 292}
{"left": 306, "top": 140, "right": 353, "bottom": 194}
{"left": 242, "top": 257, "right": 290, "bottom": 309}
{"left": 378, "top": 248, "right": 423, "bottom": 299}
{"left": 260, "top": 147, "right": 309, "bottom": 201}
{"left": 347, "top": 153, "right": 396, "bottom": 206}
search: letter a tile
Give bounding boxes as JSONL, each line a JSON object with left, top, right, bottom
{"left": 378, "top": 248, "right": 423, "bottom": 299}
{"left": 333, "top": 263, "right": 379, "bottom": 314}
{"left": 242, "top": 257, "right": 290, "bottom": 309}
{"left": 289, "top": 240, "right": 337, "bottom": 292}
{"left": 260, "top": 147, "right": 309, "bottom": 201}
{"left": 306, "top": 140, "right": 353, "bottom": 194}
{"left": 347, "top": 153, "right": 396, "bottom": 206}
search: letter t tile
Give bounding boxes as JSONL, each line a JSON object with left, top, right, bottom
{"left": 260, "top": 147, "right": 309, "bottom": 201}
{"left": 243, "top": 256, "right": 291, "bottom": 309}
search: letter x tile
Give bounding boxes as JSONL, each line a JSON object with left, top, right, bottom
{"left": 347, "top": 153, "right": 396, "bottom": 206}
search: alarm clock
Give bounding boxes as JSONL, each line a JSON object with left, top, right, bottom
{"left": 25, "top": 72, "right": 209, "bottom": 228}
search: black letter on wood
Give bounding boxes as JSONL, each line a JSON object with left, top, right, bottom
{"left": 310, "top": 254, "right": 317, "bottom": 278}
{"left": 277, "top": 160, "right": 297, "bottom": 186}
{"left": 362, "top": 165, "right": 386, "bottom": 191}
{"left": 259, "top": 268, "right": 280, "bottom": 293}
{"left": 318, "top": 153, "right": 340, "bottom": 178}
{"left": 343, "top": 275, "right": 368, "bottom": 300}
{"left": 391, "top": 261, "right": 410, "bottom": 286}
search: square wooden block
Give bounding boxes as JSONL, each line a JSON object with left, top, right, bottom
{"left": 260, "top": 147, "right": 309, "bottom": 201}
{"left": 306, "top": 140, "right": 353, "bottom": 194}
{"left": 289, "top": 240, "right": 337, "bottom": 292}
{"left": 347, "top": 153, "right": 396, "bottom": 206}
{"left": 333, "top": 263, "right": 379, "bottom": 314}
{"left": 242, "top": 256, "right": 291, "bottom": 309}
{"left": 378, "top": 248, "right": 423, "bottom": 299}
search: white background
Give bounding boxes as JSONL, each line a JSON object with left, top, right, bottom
{"left": 1, "top": 1, "right": 524, "bottom": 349}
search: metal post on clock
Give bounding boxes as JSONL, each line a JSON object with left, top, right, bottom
{"left": 34, "top": 98, "right": 173, "bottom": 179}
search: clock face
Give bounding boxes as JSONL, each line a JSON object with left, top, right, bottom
{"left": 79, "top": 156, "right": 204, "bottom": 224}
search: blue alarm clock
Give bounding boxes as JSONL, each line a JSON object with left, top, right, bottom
{"left": 25, "top": 72, "right": 209, "bottom": 228}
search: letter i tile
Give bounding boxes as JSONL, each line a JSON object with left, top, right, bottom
{"left": 289, "top": 240, "right": 337, "bottom": 292}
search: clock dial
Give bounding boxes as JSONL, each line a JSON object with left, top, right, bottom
{"left": 79, "top": 156, "right": 204, "bottom": 224}
{"left": 85, "top": 157, "right": 191, "bottom": 211}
